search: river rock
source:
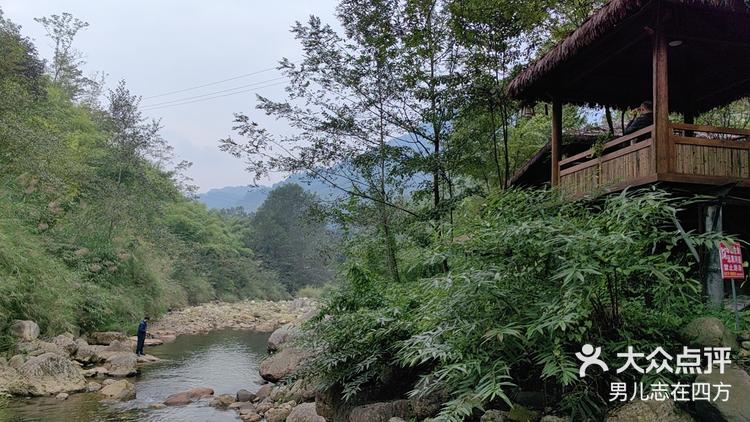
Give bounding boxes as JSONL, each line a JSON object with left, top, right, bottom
{"left": 164, "top": 387, "right": 214, "bottom": 406}
{"left": 89, "top": 331, "right": 128, "bottom": 345}
{"left": 10, "top": 320, "right": 40, "bottom": 341}
{"left": 349, "top": 400, "right": 412, "bottom": 422}
{"left": 681, "top": 317, "right": 739, "bottom": 351}
{"left": 56, "top": 392, "right": 69, "bottom": 400}
{"left": 17, "top": 353, "right": 86, "bottom": 396}
{"left": 164, "top": 392, "right": 193, "bottom": 406}
{"left": 34, "top": 340, "right": 68, "bottom": 356}
{"left": 265, "top": 401, "right": 295, "bottom": 422}
{"left": 52, "top": 334, "right": 78, "bottom": 356}
{"left": 0, "top": 365, "right": 28, "bottom": 395}
{"left": 255, "top": 384, "right": 273, "bottom": 401}
{"left": 99, "top": 379, "right": 136, "bottom": 401}
{"left": 267, "top": 323, "right": 301, "bottom": 351}
{"left": 74, "top": 339, "right": 105, "bottom": 363}
{"left": 9, "top": 355, "right": 25, "bottom": 369}
{"left": 211, "top": 394, "right": 236, "bottom": 408}
{"left": 82, "top": 366, "right": 108, "bottom": 378}
{"left": 241, "top": 411, "right": 262, "bottom": 422}
{"left": 272, "top": 378, "right": 317, "bottom": 403}
{"left": 259, "top": 347, "right": 308, "bottom": 382}
{"left": 695, "top": 364, "right": 750, "bottom": 421}
{"left": 605, "top": 399, "right": 694, "bottom": 421}
{"left": 104, "top": 352, "right": 137, "bottom": 377}
{"left": 86, "top": 381, "right": 102, "bottom": 392}
{"left": 236, "top": 388, "right": 256, "bottom": 402}
{"left": 288, "top": 402, "right": 326, "bottom": 422}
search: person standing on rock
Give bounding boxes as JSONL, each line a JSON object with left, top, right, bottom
{"left": 136, "top": 316, "right": 149, "bottom": 356}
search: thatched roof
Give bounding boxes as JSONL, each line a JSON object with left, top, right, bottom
{"left": 508, "top": 0, "right": 750, "bottom": 111}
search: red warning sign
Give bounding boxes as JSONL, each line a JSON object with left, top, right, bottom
{"left": 719, "top": 242, "right": 745, "bottom": 280}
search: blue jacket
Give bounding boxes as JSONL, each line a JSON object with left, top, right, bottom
{"left": 137, "top": 320, "right": 147, "bottom": 336}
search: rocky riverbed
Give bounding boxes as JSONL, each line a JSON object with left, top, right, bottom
{"left": 0, "top": 299, "right": 316, "bottom": 407}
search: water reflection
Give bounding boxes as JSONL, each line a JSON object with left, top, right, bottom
{"left": 2, "top": 330, "right": 270, "bottom": 422}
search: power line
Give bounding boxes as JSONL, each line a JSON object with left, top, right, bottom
{"left": 141, "top": 80, "right": 289, "bottom": 111}
{"left": 141, "top": 76, "right": 288, "bottom": 107}
{"left": 142, "top": 66, "right": 280, "bottom": 100}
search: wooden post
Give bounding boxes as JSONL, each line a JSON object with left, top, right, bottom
{"left": 653, "top": 31, "right": 670, "bottom": 174}
{"left": 704, "top": 204, "right": 724, "bottom": 306}
{"left": 551, "top": 99, "right": 562, "bottom": 186}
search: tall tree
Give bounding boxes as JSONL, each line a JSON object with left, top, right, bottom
{"left": 246, "top": 184, "right": 335, "bottom": 292}
{"left": 34, "top": 12, "right": 90, "bottom": 99}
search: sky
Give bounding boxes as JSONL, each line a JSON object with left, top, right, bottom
{"left": 3, "top": 0, "right": 340, "bottom": 192}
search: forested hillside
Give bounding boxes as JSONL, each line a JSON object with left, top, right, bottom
{"left": 218, "top": 0, "right": 750, "bottom": 419}
{"left": 0, "top": 10, "right": 286, "bottom": 347}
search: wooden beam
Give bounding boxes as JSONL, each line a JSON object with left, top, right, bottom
{"left": 551, "top": 100, "right": 562, "bottom": 186}
{"left": 653, "top": 30, "right": 670, "bottom": 174}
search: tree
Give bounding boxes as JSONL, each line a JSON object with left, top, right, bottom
{"left": 100, "top": 81, "right": 169, "bottom": 240}
{"left": 246, "top": 184, "right": 335, "bottom": 292}
{"left": 34, "top": 12, "right": 90, "bottom": 99}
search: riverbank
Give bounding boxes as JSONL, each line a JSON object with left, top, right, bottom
{"left": 149, "top": 298, "right": 317, "bottom": 337}
{"left": 0, "top": 299, "right": 316, "bottom": 402}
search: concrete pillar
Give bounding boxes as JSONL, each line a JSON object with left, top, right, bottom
{"left": 704, "top": 204, "right": 724, "bottom": 306}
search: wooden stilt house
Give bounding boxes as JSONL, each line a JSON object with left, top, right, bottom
{"left": 507, "top": 0, "right": 750, "bottom": 304}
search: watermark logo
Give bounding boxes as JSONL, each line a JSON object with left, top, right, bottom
{"left": 575, "top": 344, "right": 608, "bottom": 377}
{"left": 575, "top": 345, "right": 732, "bottom": 403}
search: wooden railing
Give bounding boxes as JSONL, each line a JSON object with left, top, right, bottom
{"left": 669, "top": 123, "right": 750, "bottom": 179}
{"left": 558, "top": 122, "right": 750, "bottom": 197}
{"left": 559, "top": 125, "right": 654, "bottom": 196}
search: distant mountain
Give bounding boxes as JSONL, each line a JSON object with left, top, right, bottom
{"left": 198, "top": 176, "right": 342, "bottom": 212}
{"left": 198, "top": 185, "right": 273, "bottom": 212}
{"left": 199, "top": 135, "right": 427, "bottom": 211}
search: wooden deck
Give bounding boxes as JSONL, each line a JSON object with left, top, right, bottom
{"left": 559, "top": 123, "right": 750, "bottom": 196}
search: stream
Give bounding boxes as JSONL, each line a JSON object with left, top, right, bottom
{"left": 1, "top": 330, "right": 270, "bottom": 422}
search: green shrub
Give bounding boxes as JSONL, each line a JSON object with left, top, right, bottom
{"left": 304, "top": 188, "right": 730, "bottom": 420}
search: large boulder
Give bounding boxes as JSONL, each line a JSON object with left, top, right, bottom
{"left": 99, "top": 379, "right": 136, "bottom": 401}
{"left": 288, "top": 402, "right": 326, "bottom": 422}
{"left": 17, "top": 353, "right": 86, "bottom": 396}
{"left": 74, "top": 339, "right": 106, "bottom": 363}
{"left": 265, "top": 401, "right": 295, "bottom": 422}
{"left": 88, "top": 331, "right": 128, "bottom": 346}
{"left": 52, "top": 335, "right": 78, "bottom": 356}
{"left": 267, "top": 323, "right": 301, "bottom": 352}
{"left": 9, "top": 320, "right": 40, "bottom": 341}
{"left": 0, "top": 365, "right": 28, "bottom": 396}
{"left": 104, "top": 352, "right": 137, "bottom": 377}
{"left": 349, "top": 400, "right": 412, "bottom": 422}
{"left": 606, "top": 399, "right": 694, "bottom": 421}
{"left": 259, "top": 347, "right": 308, "bottom": 382}
{"left": 681, "top": 317, "right": 739, "bottom": 351}
{"left": 695, "top": 364, "right": 750, "bottom": 421}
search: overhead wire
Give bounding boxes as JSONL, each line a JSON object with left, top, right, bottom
{"left": 141, "top": 80, "right": 290, "bottom": 111}
{"left": 142, "top": 66, "right": 280, "bottom": 100}
{"left": 141, "top": 76, "right": 288, "bottom": 108}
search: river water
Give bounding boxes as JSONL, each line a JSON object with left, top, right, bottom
{"left": 1, "top": 330, "right": 270, "bottom": 422}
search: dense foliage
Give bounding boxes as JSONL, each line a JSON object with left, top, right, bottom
{"left": 0, "top": 10, "right": 286, "bottom": 347}
{"left": 303, "top": 189, "right": 725, "bottom": 420}
{"left": 244, "top": 183, "right": 337, "bottom": 293}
